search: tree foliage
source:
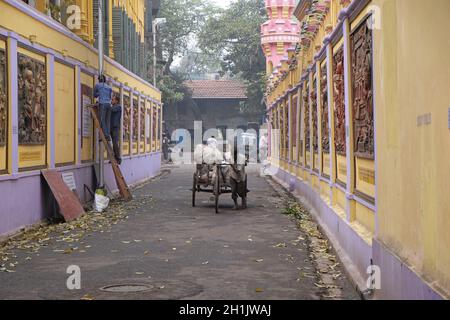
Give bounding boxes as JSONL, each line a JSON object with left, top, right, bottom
{"left": 157, "top": 0, "right": 218, "bottom": 105}
{"left": 198, "top": 0, "right": 267, "bottom": 115}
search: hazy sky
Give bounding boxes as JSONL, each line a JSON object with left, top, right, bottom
{"left": 211, "top": 0, "right": 232, "bottom": 8}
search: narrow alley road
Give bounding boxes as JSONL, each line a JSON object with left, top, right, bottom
{"left": 0, "top": 165, "right": 359, "bottom": 300}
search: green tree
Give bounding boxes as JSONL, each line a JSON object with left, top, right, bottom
{"left": 157, "top": 0, "right": 218, "bottom": 104}
{"left": 198, "top": 0, "right": 267, "bottom": 115}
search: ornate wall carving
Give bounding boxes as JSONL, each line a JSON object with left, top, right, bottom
{"left": 0, "top": 49, "right": 7, "bottom": 146}
{"left": 311, "top": 77, "right": 318, "bottom": 154}
{"left": 18, "top": 54, "right": 47, "bottom": 145}
{"left": 303, "top": 82, "right": 310, "bottom": 152}
{"left": 152, "top": 106, "right": 157, "bottom": 142}
{"left": 291, "top": 96, "right": 297, "bottom": 149}
{"left": 133, "top": 99, "right": 138, "bottom": 141}
{"left": 351, "top": 18, "right": 374, "bottom": 159}
{"left": 333, "top": 46, "right": 346, "bottom": 156}
{"left": 123, "top": 95, "right": 131, "bottom": 141}
{"left": 284, "top": 101, "right": 289, "bottom": 153}
{"left": 140, "top": 101, "right": 145, "bottom": 141}
{"left": 321, "top": 62, "right": 330, "bottom": 154}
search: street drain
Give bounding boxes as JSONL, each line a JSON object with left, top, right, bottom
{"left": 100, "top": 284, "right": 153, "bottom": 293}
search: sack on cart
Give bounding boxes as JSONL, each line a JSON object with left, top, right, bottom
{"left": 194, "top": 144, "right": 223, "bottom": 164}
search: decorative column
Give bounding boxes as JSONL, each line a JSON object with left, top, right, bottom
{"left": 119, "top": 85, "right": 124, "bottom": 158}
{"left": 75, "top": 65, "right": 82, "bottom": 165}
{"left": 343, "top": 16, "right": 356, "bottom": 222}
{"left": 326, "top": 42, "right": 336, "bottom": 202}
{"left": 137, "top": 94, "right": 141, "bottom": 155}
{"left": 108, "top": 0, "right": 114, "bottom": 58}
{"left": 7, "top": 35, "right": 18, "bottom": 174}
{"left": 316, "top": 59, "right": 323, "bottom": 177}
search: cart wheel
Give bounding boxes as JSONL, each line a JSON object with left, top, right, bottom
{"left": 245, "top": 174, "right": 248, "bottom": 197}
{"left": 192, "top": 173, "right": 197, "bottom": 207}
{"left": 214, "top": 171, "right": 220, "bottom": 214}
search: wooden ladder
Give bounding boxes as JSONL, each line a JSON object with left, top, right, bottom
{"left": 89, "top": 105, "right": 133, "bottom": 201}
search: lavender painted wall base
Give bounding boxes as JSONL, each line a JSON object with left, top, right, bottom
{"left": 373, "top": 239, "right": 445, "bottom": 300}
{"left": 0, "top": 153, "right": 162, "bottom": 237}
{"left": 272, "top": 166, "right": 445, "bottom": 300}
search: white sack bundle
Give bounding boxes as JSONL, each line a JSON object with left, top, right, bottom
{"left": 194, "top": 144, "right": 223, "bottom": 164}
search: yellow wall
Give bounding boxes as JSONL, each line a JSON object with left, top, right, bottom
{"left": 54, "top": 61, "right": 75, "bottom": 166}
{"left": 373, "top": 0, "right": 450, "bottom": 293}
{"left": 0, "top": 1, "right": 160, "bottom": 101}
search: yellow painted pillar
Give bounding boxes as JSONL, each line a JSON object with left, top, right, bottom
{"left": 35, "top": 0, "right": 48, "bottom": 14}
{"left": 316, "top": 59, "right": 323, "bottom": 177}
{"left": 108, "top": 0, "right": 115, "bottom": 58}
{"left": 326, "top": 43, "right": 338, "bottom": 206}
{"left": 7, "top": 37, "right": 18, "bottom": 174}
{"left": 75, "top": 65, "right": 81, "bottom": 164}
{"left": 343, "top": 17, "right": 356, "bottom": 222}
{"left": 87, "top": 0, "right": 94, "bottom": 44}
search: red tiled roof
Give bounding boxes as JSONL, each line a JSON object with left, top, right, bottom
{"left": 184, "top": 80, "right": 247, "bottom": 99}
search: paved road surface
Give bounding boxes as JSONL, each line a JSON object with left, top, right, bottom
{"left": 0, "top": 165, "right": 359, "bottom": 300}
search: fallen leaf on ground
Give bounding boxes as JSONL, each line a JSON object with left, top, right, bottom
{"left": 255, "top": 288, "right": 264, "bottom": 293}
{"left": 81, "top": 294, "right": 94, "bottom": 300}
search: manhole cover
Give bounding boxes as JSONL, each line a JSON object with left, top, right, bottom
{"left": 100, "top": 284, "right": 153, "bottom": 293}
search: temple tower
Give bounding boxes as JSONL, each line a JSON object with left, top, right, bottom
{"left": 261, "top": 0, "right": 300, "bottom": 75}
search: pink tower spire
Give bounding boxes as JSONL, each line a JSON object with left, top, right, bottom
{"left": 261, "top": 0, "right": 300, "bottom": 76}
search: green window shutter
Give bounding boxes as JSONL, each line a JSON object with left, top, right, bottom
{"left": 112, "top": 7, "right": 123, "bottom": 65}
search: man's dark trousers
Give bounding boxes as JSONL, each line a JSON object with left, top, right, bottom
{"left": 110, "top": 104, "right": 122, "bottom": 163}
{"left": 99, "top": 103, "right": 111, "bottom": 139}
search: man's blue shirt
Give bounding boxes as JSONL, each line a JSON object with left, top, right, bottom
{"left": 94, "top": 82, "right": 112, "bottom": 104}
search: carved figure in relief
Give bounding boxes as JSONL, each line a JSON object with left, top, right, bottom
{"left": 0, "top": 50, "right": 7, "bottom": 145}
{"left": 352, "top": 20, "right": 374, "bottom": 159}
{"left": 284, "top": 103, "right": 289, "bottom": 151}
{"left": 311, "top": 79, "right": 318, "bottom": 154}
{"left": 333, "top": 47, "right": 346, "bottom": 156}
{"left": 321, "top": 64, "right": 330, "bottom": 153}
{"left": 303, "top": 84, "right": 310, "bottom": 151}
{"left": 123, "top": 96, "right": 131, "bottom": 141}
{"left": 133, "top": 101, "right": 139, "bottom": 141}
{"left": 18, "top": 55, "right": 47, "bottom": 145}
{"left": 140, "top": 103, "right": 145, "bottom": 141}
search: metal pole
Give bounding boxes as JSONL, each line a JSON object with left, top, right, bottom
{"left": 153, "top": 20, "right": 156, "bottom": 86}
{"left": 98, "top": 0, "right": 105, "bottom": 188}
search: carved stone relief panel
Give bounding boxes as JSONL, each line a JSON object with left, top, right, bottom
{"left": 303, "top": 81, "right": 310, "bottom": 152}
{"left": 291, "top": 96, "right": 297, "bottom": 150}
{"left": 351, "top": 17, "right": 374, "bottom": 159}
{"left": 133, "top": 99, "right": 138, "bottom": 141}
{"left": 279, "top": 104, "right": 284, "bottom": 156}
{"left": 284, "top": 101, "right": 289, "bottom": 153}
{"left": 152, "top": 105, "right": 157, "bottom": 142}
{"left": 333, "top": 46, "right": 346, "bottom": 156}
{"left": 18, "top": 53, "right": 47, "bottom": 145}
{"left": 321, "top": 62, "right": 330, "bottom": 154}
{"left": 140, "top": 101, "right": 145, "bottom": 141}
{"left": 0, "top": 49, "right": 7, "bottom": 146}
{"left": 123, "top": 95, "right": 131, "bottom": 141}
{"left": 311, "top": 76, "right": 318, "bottom": 154}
